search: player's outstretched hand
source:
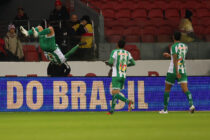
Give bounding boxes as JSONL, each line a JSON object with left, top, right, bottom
{"left": 176, "top": 73, "right": 181, "bottom": 79}
{"left": 20, "top": 26, "right": 29, "bottom": 37}
{"left": 163, "top": 52, "right": 171, "bottom": 58}
{"left": 32, "top": 27, "right": 38, "bottom": 38}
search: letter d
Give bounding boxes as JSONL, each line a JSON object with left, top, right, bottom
{"left": 7, "top": 81, "right": 23, "bottom": 109}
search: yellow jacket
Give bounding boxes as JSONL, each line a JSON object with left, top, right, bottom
{"left": 73, "top": 23, "right": 93, "bottom": 48}
{"left": 179, "top": 18, "right": 194, "bottom": 42}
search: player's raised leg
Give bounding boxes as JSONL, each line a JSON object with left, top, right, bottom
{"left": 64, "top": 42, "right": 86, "bottom": 60}
{"left": 180, "top": 82, "right": 195, "bottom": 113}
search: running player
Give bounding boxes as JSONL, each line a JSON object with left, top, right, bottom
{"left": 20, "top": 24, "right": 84, "bottom": 64}
{"left": 159, "top": 31, "right": 195, "bottom": 114}
{"left": 105, "top": 39, "right": 135, "bottom": 115}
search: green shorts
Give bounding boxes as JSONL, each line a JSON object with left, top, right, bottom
{"left": 112, "top": 77, "right": 126, "bottom": 90}
{"left": 165, "top": 72, "right": 188, "bottom": 85}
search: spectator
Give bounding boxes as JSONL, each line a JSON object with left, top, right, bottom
{"left": 73, "top": 15, "right": 93, "bottom": 60}
{"left": 49, "top": 0, "right": 69, "bottom": 21}
{"left": 14, "top": 7, "right": 29, "bottom": 39}
{"left": 14, "top": 7, "right": 29, "bottom": 21}
{"left": 179, "top": 10, "right": 195, "bottom": 42}
{"left": 4, "top": 24, "right": 24, "bottom": 61}
{"left": 0, "top": 37, "right": 7, "bottom": 61}
{"left": 49, "top": 0, "right": 70, "bottom": 54}
{"left": 65, "top": 14, "right": 81, "bottom": 54}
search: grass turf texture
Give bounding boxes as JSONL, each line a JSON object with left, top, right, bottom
{"left": 0, "top": 112, "right": 210, "bottom": 140}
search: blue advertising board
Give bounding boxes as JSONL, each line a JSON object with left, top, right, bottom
{"left": 0, "top": 77, "right": 209, "bottom": 112}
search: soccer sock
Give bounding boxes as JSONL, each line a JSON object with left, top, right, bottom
{"left": 185, "top": 91, "right": 193, "bottom": 107}
{"left": 110, "top": 94, "right": 117, "bottom": 113}
{"left": 64, "top": 45, "right": 79, "bottom": 59}
{"left": 28, "top": 27, "right": 39, "bottom": 36}
{"left": 164, "top": 92, "right": 170, "bottom": 111}
{"left": 115, "top": 93, "right": 129, "bottom": 104}
{"left": 38, "top": 28, "right": 51, "bottom": 36}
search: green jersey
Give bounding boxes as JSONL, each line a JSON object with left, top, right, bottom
{"left": 109, "top": 49, "right": 134, "bottom": 78}
{"left": 168, "top": 42, "right": 188, "bottom": 74}
{"left": 39, "top": 34, "right": 57, "bottom": 52}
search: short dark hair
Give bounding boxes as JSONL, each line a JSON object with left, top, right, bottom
{"left": 173, "top": 31, "right": 181, "bottom": 41}
{"left": 118, "top": 39, "right": 126, "bottom": 48}
{"left": 185, "top": 9, "right": 193, "bottom": 19}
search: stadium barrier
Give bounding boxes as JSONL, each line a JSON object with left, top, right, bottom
{"left": 0, "top": 77, "right": 209, "bottom": 112}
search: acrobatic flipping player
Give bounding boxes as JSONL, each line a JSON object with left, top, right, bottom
{"left": 20, "top": 23, "right": 85, "bottom": 76}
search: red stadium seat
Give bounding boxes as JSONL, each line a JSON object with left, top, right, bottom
{"left": 115, "top": 9, "right": 131, "bottom": 19}
{"left": 100, "top": 2, "right": 118, "bottom": 10}
{"left": 124, "top": 45, "right": 140, "bottom": 60}
{"left": 85, "top": 73, "right": 97, "bottom": 77}
{"left": 102, "top": 9, "right": 115, "bottom": 19}
{"left": 134, "top": 1, "right": 152, "bottom": 11}
{"left": 23, "top": 45, "right": 39, "bottom": 62}
{"left": 24, "top": 51, "right": 39, "bottom": 62}
{"left": 182, "top": 1, "right": 202, "bottom": 10}
{"left": 123, "top": 27, "right": 141, "bottom": 36}
{"left": 148, "top": 9, "right": 164, "bottom": 19}
{"left": 165, "top": 8, "right": 180, "bottom": 19}
{"left": 68, "top": 74, "right": 73, "bottom": 77}
{"left": 107, "top": 34, "right": 122, "bottom": 43}
{"left": 131, "top": 9, "right": 147, "bottom": 19}
{"left": 5, "top": 75, "right": 18, "bottom": 77}
{"left": 115, "top": 1, "right": 134, "bottom": 11}
{"left": 125, "top": 35, "right": 140, "bottom": 42}
{"left": 157, "top": 26, "right": 173, "bottom": 42}
{"left": 193, "top": 25, "right": 205, "bottom": 40}
{"left": 27, "top": 74, "right": 38, "bottom": 77}
{"left": 141, "top": 26, "right": 157, "bottom": 42}
{"left": 152, "top": 1, "right": 168, "bottom": 10}
{"left": 196, "top": 8, "right": 210, "bottom": 18}
{"left": 167, "top": 1, "right": 182, "bottom": 9}
{"left": 38, "top": 46, "right": 48, "bottom": 61}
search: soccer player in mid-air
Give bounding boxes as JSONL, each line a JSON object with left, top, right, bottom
{"left": 105, "top": 39, "right": 135, "bottom": 115}
{"left": 20, "top": 23, "right": 84, "bottom": 66}
{"left": 159, "top": 31, "right": 195, "bottom": 114}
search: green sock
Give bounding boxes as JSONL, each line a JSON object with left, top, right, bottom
{"left": 164, "top": 92, "right": 170, "bottom": 111}
{"left": 185, "top": 91, "right": 193, "bottom": 106}
{"left": 28, "top": 27, "right": 39, "bottom": 36}
{"left": 38, "top": 28, "right": 51, "bottom": 36}
{"left": 115, "top": 93, "right": 129, "bottom": 104}
{"left": 64, "top": 45, "right": 79, "bottom": 59}
{"left": 110, "top": 95, "right": 117, "bottom": 113}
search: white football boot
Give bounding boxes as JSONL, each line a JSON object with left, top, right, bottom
{"left": 32, "top": 27, "right": 38, "bottom": 38}
{"left": 20, "top": 26, "right": 29, "bottom": 37}
{"left": 189, "top": 105, "right": 195, "bottom": 114}
{"left": 159, "top": 109, "right": 168, "bottom": 114}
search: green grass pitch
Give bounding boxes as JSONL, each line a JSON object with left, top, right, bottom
{"left": 0, "top": 111, "right": 210, "bottom": 140}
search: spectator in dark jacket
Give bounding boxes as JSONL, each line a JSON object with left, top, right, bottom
{"left": 14, "top": 7, "right": 29, "bottom": 21}
{"left": 49, "top": 0, "right": 69, "bottom": 21}
{"left": 66, "top": 14, "right": 80, "bottom": 47}
{"left": 14, "top": 7, "right": 29, "bottom": 38}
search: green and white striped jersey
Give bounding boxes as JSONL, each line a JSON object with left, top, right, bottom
{"left": 109, "top": 49, "right": 133, "bottom": 78}
{"left": 168, "top": 42, "right": 188, "bottom": 74}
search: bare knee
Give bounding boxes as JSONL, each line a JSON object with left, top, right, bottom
{"left": 181, "top": 83, "right": 189, "bottom": 93}
{"left": 165, "top": 83, "right": 172, "bottom": 92}
{"left": 112, "top": 89, "right": 120, "bottom": 95}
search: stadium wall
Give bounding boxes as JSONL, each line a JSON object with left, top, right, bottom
{"left": 0, "top": 60, "right": 210, "bottom": 76}
{"left": 0, "top": 77, "right": 209, "bottom": 112}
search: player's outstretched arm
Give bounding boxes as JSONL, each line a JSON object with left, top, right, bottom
{"left": 20, "top": 26, "right": 29, "bottom": 37}
{"left": 128, "top": 59, "right": 135, "bottom": 67}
